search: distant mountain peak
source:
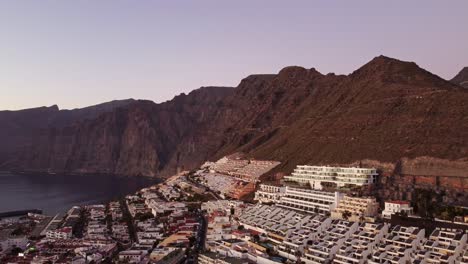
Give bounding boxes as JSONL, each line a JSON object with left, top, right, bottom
{"left": 277, "top": 66, "right": 323, "bottom": 81}
{"left": 348, "top": 55, "right": 455, "bottom": 89}
{"left": 354, "top": 55, "right": 419, "bottom": 75}
{"left": 451, "top": 67, "right": 468, "bottom": 88}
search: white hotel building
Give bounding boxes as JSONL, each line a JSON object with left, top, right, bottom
{"left": 284, "top": 165, "right": 378, "bottom": 190}
{"left": 254, "top": 184, "right": 286, "bottom": 204}
{"left": 254, "top": 184, "right": 344, "bottom": 213}
{"left": 279, "top": 187, "right": 344, "bottom": 214}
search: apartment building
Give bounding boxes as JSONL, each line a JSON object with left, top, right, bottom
{"left": 254, "top": 184, "right": 286, "bottom": 203}
{"left": 277, "top": 215, "right": 330, "bottom": 262}
{"left": 381, "top": 201, "right": 414, "bottom": 218}
{"left": 284, "top": 165, "right": 378, "bottom": 190}
{"left": 254, "top": 184, "right": 344, "bottom": 214}
{"left": 46, "top": 227, "right": 73, "bottom": 240}
{"left": 369, "top": 225, "right": 425, "bottom": 264}
{"left": 301, "top": 220, "right": 359, "bottom": 264}
{"left": 333, "top": 223, "right": 389, "bottom": 264}
{"left": 229, "top": 182, "right": 256, "bottom": 199}
{"left": 210, "top": 157, "right": 280, "bottom": 182}
{"left": 199, "top": 252, "right": 255, "bottom": 264}
{"left": 412, "top": 228, "right": 467, "bottom": 264}
{"left": 331, "top": 196, "right": 379, "bottom": 222}
{"left": 232, "top": 160, "right": 281, "bottom": 181}
{"left": 279, "top": 187, "right": 344, "bottom": 214}
{"left": 238, "top": 204, "right": 305, "bottom": 244}
{"left": 207, "top": 239, "right": 279, "bottom": 264}
{"left": 201, "top": 200, "right": 245, "bottom": 216}
{"left": 147, "top": 201, "right": 186, "bottom": 217}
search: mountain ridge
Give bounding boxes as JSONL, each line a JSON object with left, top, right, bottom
{"left": 1, "top": 56, "right": 467, "bottom": 182}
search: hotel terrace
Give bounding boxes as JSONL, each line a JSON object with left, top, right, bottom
{"left": 284, "top": 165, "right": 378, "bottom": 190}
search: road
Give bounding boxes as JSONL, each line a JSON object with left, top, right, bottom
{"left": 185, "top": 209, "right": 207, "bottom": 263}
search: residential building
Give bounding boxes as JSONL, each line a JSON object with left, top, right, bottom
{"left": 301, "top": 220, "right": 359, "bottom": 264}
{"left": 201, "top": 200, "right": 245, "bottom": 216}
{"left": 46, "top": 227, "right": 73, "bottom": 239}
{"left": 118, "top": 249, "right": 147, "bottom": 263}
{"left": 278, "top": 187, "right": 344, "bottom": 213}
{"left": 147, "top": 201, "right": 187, "bottom": 217}
{"left": 382, "top": 201, "right": 414, "bottom": 218}
{"left": 412, "top": 228, "right": 467, "bottom": 264}
{"left": 333, "top": 223, "right": 389, "bottom": 264}
{"left": 254, "top": 184, "right": 286, "bottom": 204}
{"left": 331, "top": 196, "right": 379, "bottom": 222}
{"left": 199, "top": 251, "right": 255, "bottom": 264}
{"left": 254, "top": 185, "right": 344, "bottom": 213}
{"left": 277, "top": 215, "right": 330, "bottom": 262}
{"left": 209, "top": 156, "right": 280, "bottom": 182}
{"left": 238, "top": 204, "right": 306, "bottom": 244}
{"left": 369, "top": 225, "right": 425, "bottom": 264}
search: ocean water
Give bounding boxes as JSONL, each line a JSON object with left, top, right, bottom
{"left": 0, "top": 172, "right": 160, "bottom": 215}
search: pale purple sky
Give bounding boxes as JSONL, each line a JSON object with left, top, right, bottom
{"left": 1, "top": 1, "right": 467, "bottom": 110}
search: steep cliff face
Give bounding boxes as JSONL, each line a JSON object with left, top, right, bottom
{"left": 7, "top": 88, "right": 233, "bottom": 176}
{"left": 451, "top": 67, "right": 468, "bottom": 88}
{"left": 0, "top": 100, "right": 134, "bottom": 168}
{"left": 1, "top": 56, "right": 467, "bottom": 185}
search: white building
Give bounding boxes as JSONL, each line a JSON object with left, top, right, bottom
{"left": 0, "top": 236, "right": 28, "bottom": 253}
{"left": 118, "top": 249, "right": 147, "bottom": 263}
{"left": 333, "top": 223, "right": 389, "bottom": 264}
{"left": 369, "top": 225, "right": 425, "bottom": 264}
{"left": 46, "top": 227, "right": 73, "bottom": 239}
{"left": 147, "top": 201, "right": 186, "bottom": 217}
{"left": 205, "top": 213, "right": 236, "bottom": 249}
{"left": 284, "top": 165, "right": 378, "bottom": 190}
{"left": 254, "top": 184, "right": 286, "bottom": 204}
{"left": 238, "top": 204, "right": 306, "bottom": 244}
{"left": 301, "top": 220, "right": 359, "bottom": 264}
{"left": 331, "top": 196, "right": 379, "bottom": 222}
{"left": 254, "top": 185, "right": 344, "bottom": 213}
{"left": 382, "top": 201, "right": 414, "bottom": 218}
{"left": 279, "top": 187, "right": 344, "bottom": 213}
{"left": 278, "top": 215, "right": 330, "bottom": 262}
{"left": 201, "top": 200, "right": 244, "bottom": 216}
{"left": 412, "top": 228, "right": 467, "bottom": 264}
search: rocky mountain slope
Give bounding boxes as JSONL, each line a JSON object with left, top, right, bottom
{"left": 451, "top": 67, "right": 468, "bottom": 88}
{"left": 0, "top": 99, "right": 134, "bottom": 168}
{"left": 1, "top": 88, "right": 233, "bottom": 176}
{"left": 1, "top": 56, "right": 467, "bottom": 185}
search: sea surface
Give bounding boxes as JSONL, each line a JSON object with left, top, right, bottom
{"left": 0, "top": 172, "right": 160, "bottom": 215}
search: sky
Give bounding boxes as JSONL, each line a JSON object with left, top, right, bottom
{"left": 1, "top": 1, "right": 467, "bottom": 110}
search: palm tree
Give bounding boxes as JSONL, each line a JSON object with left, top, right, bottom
{"left": 342, "top": 210, "right": 352, "bottom": 221}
